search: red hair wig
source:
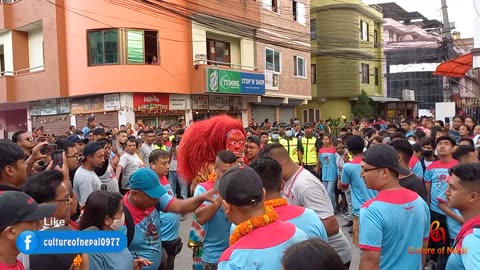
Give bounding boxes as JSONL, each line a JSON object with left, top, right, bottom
{"left": 177, "top": 115, "right": 245, "bottom": 182}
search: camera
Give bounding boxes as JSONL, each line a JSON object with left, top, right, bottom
{"left": 40, "top": 143, "right": 57, "bottom": 155}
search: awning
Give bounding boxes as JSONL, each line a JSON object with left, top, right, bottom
{"left": 368, "top": 96, "right": 402, "bottom": 103}
{"left": 434, "top": 53, "right": 472, "bottom": 78}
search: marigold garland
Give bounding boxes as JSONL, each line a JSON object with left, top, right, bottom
{"left": 72, "top": 254, "right": 82, "bottom": 267}
{"left": 264, "top": 198, "right": 288, "bottom": 208}
{"left": 207, "top": 172, "right": 217, "bottom": 184}
{"left": 229, "top": 205, "right": 279, "bottom": 245}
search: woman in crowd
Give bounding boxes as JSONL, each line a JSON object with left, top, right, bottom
{"left": 79, "top": 190, "right": 152, "bottom": 270}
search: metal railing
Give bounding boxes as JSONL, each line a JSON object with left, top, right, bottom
{"left": 0, "top": 66, "right": 45, "bottom": 77}
{"left": 193, "top": 59, "right": 260, "bottom": 70}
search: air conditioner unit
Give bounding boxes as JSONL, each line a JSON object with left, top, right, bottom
{"left": 402, "top": 89, "right": 415, "bottom": 101}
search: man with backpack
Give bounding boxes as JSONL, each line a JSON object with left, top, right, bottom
{"left": 121, "top": 168, "right": 216, "bottom": 270}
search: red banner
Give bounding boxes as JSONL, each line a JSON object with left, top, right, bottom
{"left": 133, "top": 93, "right": 169, "bottom": 111}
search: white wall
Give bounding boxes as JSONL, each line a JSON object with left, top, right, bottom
{"left": 28, "top": 28, "right": 44, "bottom": 72}
{"left": 0, "top": 30, "right": 14, "bottom": 74}
{"left": 118, "top": 93, "right": 135, "bottom": 126}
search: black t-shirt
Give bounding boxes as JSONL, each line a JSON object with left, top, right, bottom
{"left": 400, "top": 173, "right": 428, "bottom": 202}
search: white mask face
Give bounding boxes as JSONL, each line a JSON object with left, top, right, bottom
{"left": 408, "top": 140, "right": 415, "bottom": 145}
{"left": 109, "top": 213, "right": 125, "bottom": 231}
{"left": 285, "top": 130, "right": 294, "bottom": 137}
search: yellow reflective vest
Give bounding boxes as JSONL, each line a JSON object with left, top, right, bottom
{"left": 300, "top": 136, "right": 318, "bottom": 166}
{"left": 279, "top": 137, "right": 299, "bottom": 164}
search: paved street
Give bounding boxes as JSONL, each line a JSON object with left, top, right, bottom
{"left": 174, "top": 213, "right": 361, "bottom": 269}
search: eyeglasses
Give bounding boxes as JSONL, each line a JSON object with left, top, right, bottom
{"left": 25, "top": 137, "right": 34, "bottom": 142}
{"left": 362, "top": 167, "right": 381, "bottom": 173}
{"left": 54, "top": 197, "right": 72, "bottom": 204}
{"left": 67, "top": 154, "right": 79, "bottom": 159}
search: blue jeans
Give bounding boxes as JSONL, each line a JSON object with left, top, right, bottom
{"left": 323, "top": 181, "right": 337, "bottom": 210}
{"left": 169, "top": 171, "right": 188, "bottom": 199}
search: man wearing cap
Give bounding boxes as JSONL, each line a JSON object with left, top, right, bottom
{"left": 261, "top": 144, "right": 352, "bottom": 267}
{"left": 243, "top": 136, "right": 261, "bottom": 165}
{"left": 359, "top": 144, "right": 430, "bottom": 270}
{"left": 82, "top": 116, "right": 96, "bottom": 137}
{"left": 73, "top": 142, "right": 105, "bottom": 205}
{"left": 249, "top": 158, "right": 328, "bottom": 241}
{"left": 267, "top": 127, "right": 281, "bottom": 144}
{"left": 297, "top": 122, "right": 321, "bottom": 177}
{"left": 154, "top": 129, "right": 172, "bottom": 153}
{"left": 217, "top": 165, "right": 308, "bottom": 270}
{"left": 66, "top": 134, "right": 89, "bottom": 158}
{"left": 279, "top": 124, "right": 300, "bottom": 164}
{"left": 292, "top": 120, "right": 304, "bottom": 138}
{"left": 122, "top": 168, "right": 216, "bottom": 270}
{"left": 0, "top": 191, "right": 56, "bottom": 269}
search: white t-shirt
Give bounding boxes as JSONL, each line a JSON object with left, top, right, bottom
{"left": 118, "top": 153, "right": 145, "bottom": 189}
{"left": 282, "top": 167, "right": 352, "bottom": 264}
{"left": 73, "top": 166, "right": 102, "bottom": 204}
{"left": 139, "top": 143, "right": 155, "bottom": 166}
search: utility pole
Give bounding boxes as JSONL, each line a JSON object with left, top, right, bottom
{"left": 440, "top": 0, "right": 458, "bottom": 102}
{"left": 441, "top": 0, "right": 455, "bottom": 60}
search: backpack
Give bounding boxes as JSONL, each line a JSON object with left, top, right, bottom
{"left": 123, "top": 203, "right": 161, "bottom": 247}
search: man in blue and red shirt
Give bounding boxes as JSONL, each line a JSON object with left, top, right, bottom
{"left": 424, "top": 135, "right": 458, "bottom": 268}
{"left": 217, "top": 165, "right": 308, "bottom": 270}
{"left": 445, "top": 162, "right": 480, "bottom": 269}
{"left": 359, "top": 144, "right": 430, "bottom": 270}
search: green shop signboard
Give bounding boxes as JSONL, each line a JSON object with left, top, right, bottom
{"left": 206, "top": 68, "right": 265, "bottom": 95}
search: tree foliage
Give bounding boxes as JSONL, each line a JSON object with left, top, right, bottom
{"left": 352, "top": 90, "right": 374, "bottom": 118}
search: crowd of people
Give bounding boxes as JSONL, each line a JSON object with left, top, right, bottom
{"left": 0, "top": 113, "right": 479, "bottom": 270}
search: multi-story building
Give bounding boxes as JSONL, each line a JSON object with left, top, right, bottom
{"left": 300, "top": 0, "right": 384, "bottom": 122}
{"left": 379, "top": 2, "right": 445, "bottom": 113}
{"left": 249, "top": 0, "right": 312, "bottom": 123}
{"left": 0, "top": 0, "right": 272, "bottom": 135}
{"left": 474, "top": 0, "right": 480, "bottom": 69}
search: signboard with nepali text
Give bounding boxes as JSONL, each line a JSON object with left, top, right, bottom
{"left": 206, "top": 68, "right": 265, "bottom": 95}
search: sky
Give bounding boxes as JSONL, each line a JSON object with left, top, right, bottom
{"left": 363, "top": 0, "right": 475, "bottom": 38}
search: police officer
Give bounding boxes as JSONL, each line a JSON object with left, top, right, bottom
{"left": 297, "top": 122, "right": 321, "bottom": 177}
{"left": 279, "top": 124, "right": 300, "bottom": 164}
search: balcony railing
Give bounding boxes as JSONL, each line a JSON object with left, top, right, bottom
{"left": 0, "top": 66, "right": 44, "bottom": 77}
{"left": 193, "top": 59, "right": 260, "bottom": 70}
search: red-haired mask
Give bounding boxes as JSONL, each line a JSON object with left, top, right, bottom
{"left": 225, "top": 129, "right": 246, "bottom": 158}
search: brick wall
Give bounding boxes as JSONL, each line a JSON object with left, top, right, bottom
{"left": 32, "top": 115, "right": 71, "bottom": 137}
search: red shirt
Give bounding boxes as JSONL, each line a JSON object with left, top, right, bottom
{"left": 0, "top": 260, "right": 25, "bottom": 270}
{"left": 409, "top": 155, "right": 419, "bottom": 170}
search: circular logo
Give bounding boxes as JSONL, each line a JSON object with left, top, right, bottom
{"left": 17, "top": 231, "right": 39, "bottom": 254}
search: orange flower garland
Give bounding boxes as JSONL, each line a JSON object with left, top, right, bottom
{"left": 229, "top": 205, "right": 279, "bottom": 245}
{"left": 72, "top": 254, "right": 82, "bottom": 267}
{"left": 264, "top": 198, "right": 288, "bottom": 208}
{"left": 207, "top": 172, "right": 217, "bottom": 184}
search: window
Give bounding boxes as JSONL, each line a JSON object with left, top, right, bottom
{"left": 310, "top": 19, "right": 316, "bottom": 40}
{"left": 311, "top": 64, "right": 316, "bottom": 84}
{"left": 127, "top": 30, "right": 159, "bottom": 64}
{"left": 294, "top": 56, "right": 305, "bottom": 77}
{"left": 0, "top": 45, "right": 4, "bottom": 75}
{"left": 360, "top": 20, "right": 369, "bottom": 41}
{"left": 361, "top": 63, "right": 369, "bottom": 84}
{"left": 266, "top": 48, "right": 281, "bottom": 73}
{"left": 207, "top": 39, "right": 231, "bottom": 65}
{"left": 88, "top": 29, "right": 119, "bottom": 65}
{"left": 292, "top": 1, "right": 306, "bottom": 25}
{"left": 87, "top": 29, "right": 159, "bottom": 65}
{"left": 374, "top": 67, "right": 379, "bottom": 86}
{"left": 302, "top": 109, "right": 320, "bottom": 123}
{"left": 374, "top": 30, "right": 378, "bottom": 47}
{"left": 262, "top": 0, "right": 278, "bottom": 12}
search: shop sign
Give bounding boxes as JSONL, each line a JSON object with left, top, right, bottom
{"left": 133, "top": 93, "right": 169, "bottom": 111}
{"left": 230, "top": 96, "right": 243, "bottom": 111}
{"left": 30, "top": 101, "right": 41, "bottom": 116}
{"left": 169, "top": 94, "right": 186, "bottom": 110}
{"left": 240, "top": 72, "right": 265, "bottom": 94}
{"left": 40, "top": 99, "right": 58, "bottom": 116}
{"left": 206, "top": 68, "right": 265, "bottom": 95}
{"left": 71, "top": 96, "right": 104, "bottom": 115}
{"left": 264, "top": 71, "right": 279, "bottom": 91}
{"left": 56, "top": 99, "right": 70, "bottom": 114}
{"left": 104, "top": 94, "right": 120, "bottom": 111}
{"left": 192, "top": 95, "right": 209, "bottom": 110}
{"left": 209, "top": 96, "right": 230, "bottom": 110}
